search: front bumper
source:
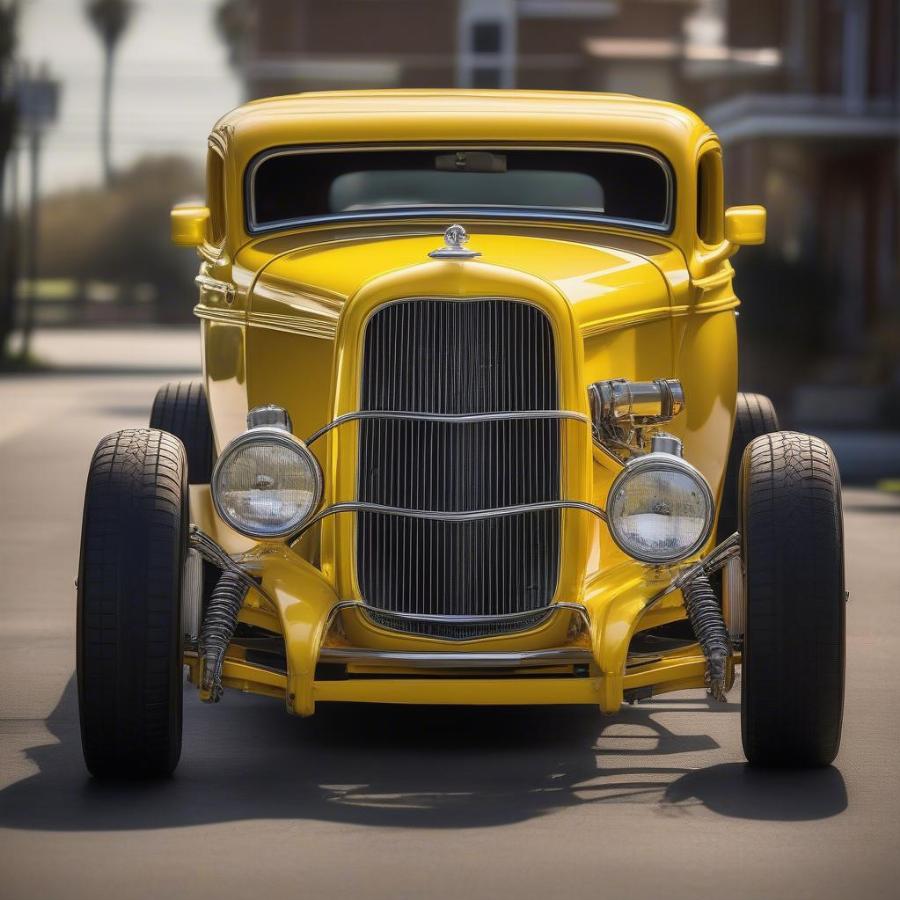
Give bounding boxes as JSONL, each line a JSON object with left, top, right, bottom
{"left": 184, "top": 522, "right": 740, "bottom": 716}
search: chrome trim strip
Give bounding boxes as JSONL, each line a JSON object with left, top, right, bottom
{"left": 250, "top": 207, "right": 673, "bottom": 236}
{"left": 322, "top": 599, "right": 590, "bottom": 639}
{"left": 244, "top": 142, "right": 674, "bottom": 235}
{"left": 195, "top": 274, "right": 235, "bottom": 303}
{"left": 305, "top": 408, "right": 590, "bottom": 446}
{"left": 289, "top": 498, "right": 607, "bottom": 540}
{"left": 360, "top": 601, "right": 588, "bottom": 627}
{"left": 318, "top": 646, "right": 593, "bottom": 668}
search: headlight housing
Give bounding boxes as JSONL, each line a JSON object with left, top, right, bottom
{"left": 607, "top": 452, "right": 713, "bottom": 563}
{"left": 211, "top": 411, "right": 323, "bottom": 539}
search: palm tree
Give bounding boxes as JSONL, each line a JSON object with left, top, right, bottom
{"left": 215, "top": 0, "right": 253, "bottom": 72}
{"left": 84, "top": 0, "right": 134, "bottom": 187}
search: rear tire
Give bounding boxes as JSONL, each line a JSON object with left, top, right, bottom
{"left": 150, "top": 381, "right": 213, "bottom": 484}
{"left": 740, "top": 431, "right": 845, "bottom": 767}
{"left": 77, "top": 429, "right": 187, "bottom": 778}
{"left": 718, "top": 392, "right": 778, "bottom": 540}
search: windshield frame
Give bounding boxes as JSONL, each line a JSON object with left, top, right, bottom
{"left": 243, "top": 143, "right": 676, "bottom": 236}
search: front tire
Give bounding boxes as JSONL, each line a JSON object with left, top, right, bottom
{"left": 77, "top": 429, "right": 187, "bottom": 778}
{"left": 740, "top": 431, "right": 845, "bottom": 767}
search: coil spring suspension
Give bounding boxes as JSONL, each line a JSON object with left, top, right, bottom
{"left": 198, "top": 569, "right": 249, "bottom": 703}
{"left": 683, "top": 573, "right": 731, "bottom": 701}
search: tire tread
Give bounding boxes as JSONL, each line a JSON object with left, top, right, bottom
{"left": 77, "top": 428, "right": 186, "bottom": 778}
{"left": 740, "top": 431, "right": 845, "bottom": 767}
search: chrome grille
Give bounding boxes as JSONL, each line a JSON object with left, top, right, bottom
{"left": 356, "top": 297, "right": 561, "bottom": 639}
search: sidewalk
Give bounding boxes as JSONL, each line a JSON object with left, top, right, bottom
{"left": 10, "top": 326, "right": 200, "bottom": 374}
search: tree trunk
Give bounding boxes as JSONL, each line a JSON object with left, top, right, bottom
{"left": 100, "top": 45, "right": 115, "bottom": 187}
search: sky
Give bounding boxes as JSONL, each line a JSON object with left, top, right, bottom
{"left": 16, "top": 0, "right": 241, "bottom": 193}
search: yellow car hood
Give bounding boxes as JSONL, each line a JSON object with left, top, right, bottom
{"left": 243, "top": 223, "right": 680, "bottom": 336}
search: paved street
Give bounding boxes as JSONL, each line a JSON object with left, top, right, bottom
{"left": 1, "top": 329, "right": 898, "bottom": 899}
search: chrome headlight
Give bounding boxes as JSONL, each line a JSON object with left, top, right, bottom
{"left": 211, "top": 408, "right": 323, "bottom": 539}
{"left": 607, "top": 452, "right": 713, "bottom": 564}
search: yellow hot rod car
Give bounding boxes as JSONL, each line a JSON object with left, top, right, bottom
{"left": 77, "top": 91, "right": 845, "bottom": 778}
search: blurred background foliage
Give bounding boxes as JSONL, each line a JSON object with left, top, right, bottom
{"left": 36, "top": 156, "right": 201, "bottom": 323}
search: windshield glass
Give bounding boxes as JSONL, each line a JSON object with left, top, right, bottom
{"left": 248, "top": 147, "right": 672, "bottom": 232}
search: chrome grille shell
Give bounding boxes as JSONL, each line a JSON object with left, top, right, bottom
{"left": 355, "top": 297, "right": 561, "bottom": 639}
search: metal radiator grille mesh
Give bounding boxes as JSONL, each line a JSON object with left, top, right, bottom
{"left": 356, "top": 297, "right": 561, "bottom": 639}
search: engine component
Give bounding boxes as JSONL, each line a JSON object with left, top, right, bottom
{"left": 682, "top": 573, "right": 731, "bottom": 701}
{"left": 198, "top": 569, "right": 249, "bottom": 703}
{"left": 649, "top": 432, "right": 683, "bottom": 457}
{"left": 591, "top": 377, "right": 685, "bottom": 424}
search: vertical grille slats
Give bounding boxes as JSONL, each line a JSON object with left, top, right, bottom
{"left": 356, "top": 298, "right": 561, "bottom": 639}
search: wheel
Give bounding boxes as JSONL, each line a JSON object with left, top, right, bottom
{"left": 149, "top": 381, "right": 214, "bottom": 484}
{"left": 718, "top": 392, "right": 778, "bottom": 540}
{"left": 77, "top": 429, "right": 187, "bottom": 778}
{"left": 740, "top": 431, "right": 845, "bottom": 767}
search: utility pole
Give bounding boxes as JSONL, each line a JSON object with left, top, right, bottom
{"left": 14, "top": 64, "right": 58, "bottom": 361}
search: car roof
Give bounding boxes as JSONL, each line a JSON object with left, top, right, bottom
{"left": 213, "top": 89, "right": 715, "bottom": 178}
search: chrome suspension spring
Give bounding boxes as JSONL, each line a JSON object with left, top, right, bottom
{"left": 198, "top": 569, "right": 249, "bottom": 703}
{"left": 683, "top": 573, "right": 731, "bottom": 701}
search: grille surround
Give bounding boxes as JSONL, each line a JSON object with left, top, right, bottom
{"left": 355, "top": 296, "right": 562, "bottom": 639}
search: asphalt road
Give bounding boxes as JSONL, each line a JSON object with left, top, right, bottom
{"left": 1, "top": 330, "right": 898, "bottom": 900}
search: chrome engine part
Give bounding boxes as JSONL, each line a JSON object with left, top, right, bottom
{"left": 588, "top": 378, "right": 685, "bottom": 457}
{"left": 682, "top": 573, "right": 731, "bottom": 702}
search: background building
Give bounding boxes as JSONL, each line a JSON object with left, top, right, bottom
{"left": 229, "top": 0, "right": 900, "bottom": 427}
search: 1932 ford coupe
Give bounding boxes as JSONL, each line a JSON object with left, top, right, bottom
{"left": 77, "top": 91, "right": 845, "bottom": 778}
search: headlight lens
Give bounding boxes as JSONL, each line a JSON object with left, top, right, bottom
{"left": 212, "top": 430, "right": 322, "bottom": 539}
{"left": 607, "top": 454, "right": 713, "bottom": 563}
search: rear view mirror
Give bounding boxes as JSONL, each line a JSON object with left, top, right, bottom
{"left": 171, "top": 204, "right": 210, "bottom": 247}
{"left": 725, "top": 205, "right": 766, "bottom": 246}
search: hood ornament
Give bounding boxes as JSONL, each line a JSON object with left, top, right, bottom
{"left": 428, "top": 224, "right": 481, "bottom": 260}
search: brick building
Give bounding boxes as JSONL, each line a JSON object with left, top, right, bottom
{"left": 703, "top": 1, "right": 900, "bottom": 424}
{"left": 227, "top": 0, "right": 900, "bottom": 423}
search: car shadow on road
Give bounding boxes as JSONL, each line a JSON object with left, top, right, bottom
{"left": 0, "top": 675, "right": 846, "bottom": 831}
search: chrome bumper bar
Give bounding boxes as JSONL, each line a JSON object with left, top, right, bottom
{"left": 305, "top": 408, "right": 590, "bottom": 446}
{"left": 289, "top": 498, "right": 607, "bottom": 541}
{"left": 318, "top": 646, "right": 593, "bottom": 668}
{"left": 322, "top": 599, "right": 591, "bottom": 638}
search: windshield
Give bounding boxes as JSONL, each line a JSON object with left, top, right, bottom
{"left": 247, "top": 147, "right": 672, "bottom": 233}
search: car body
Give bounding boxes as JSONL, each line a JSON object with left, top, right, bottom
{"left": 78, "top": 91, "right": 845, "bottom": 776}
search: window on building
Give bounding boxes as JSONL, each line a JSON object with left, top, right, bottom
{"left": 472, "top": 66, "right": 503, "bottom": 88}
{"left": 459, "top": 7, "right": 514, "bottom": 89}
{"left": 472, "top": 21, "right": 503, "bottom": 54}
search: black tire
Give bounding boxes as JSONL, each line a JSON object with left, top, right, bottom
{"left": 718, "top": 393, "right": 779, "bottom": 540}
{"left": 740, "top": 431, "right": 845, "bottom": 767}
{"left": 77, "top": 429, "right": 187, "bottom": 778}
{"left": 150, "top": 381, "right": 214, "bottom": 484}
